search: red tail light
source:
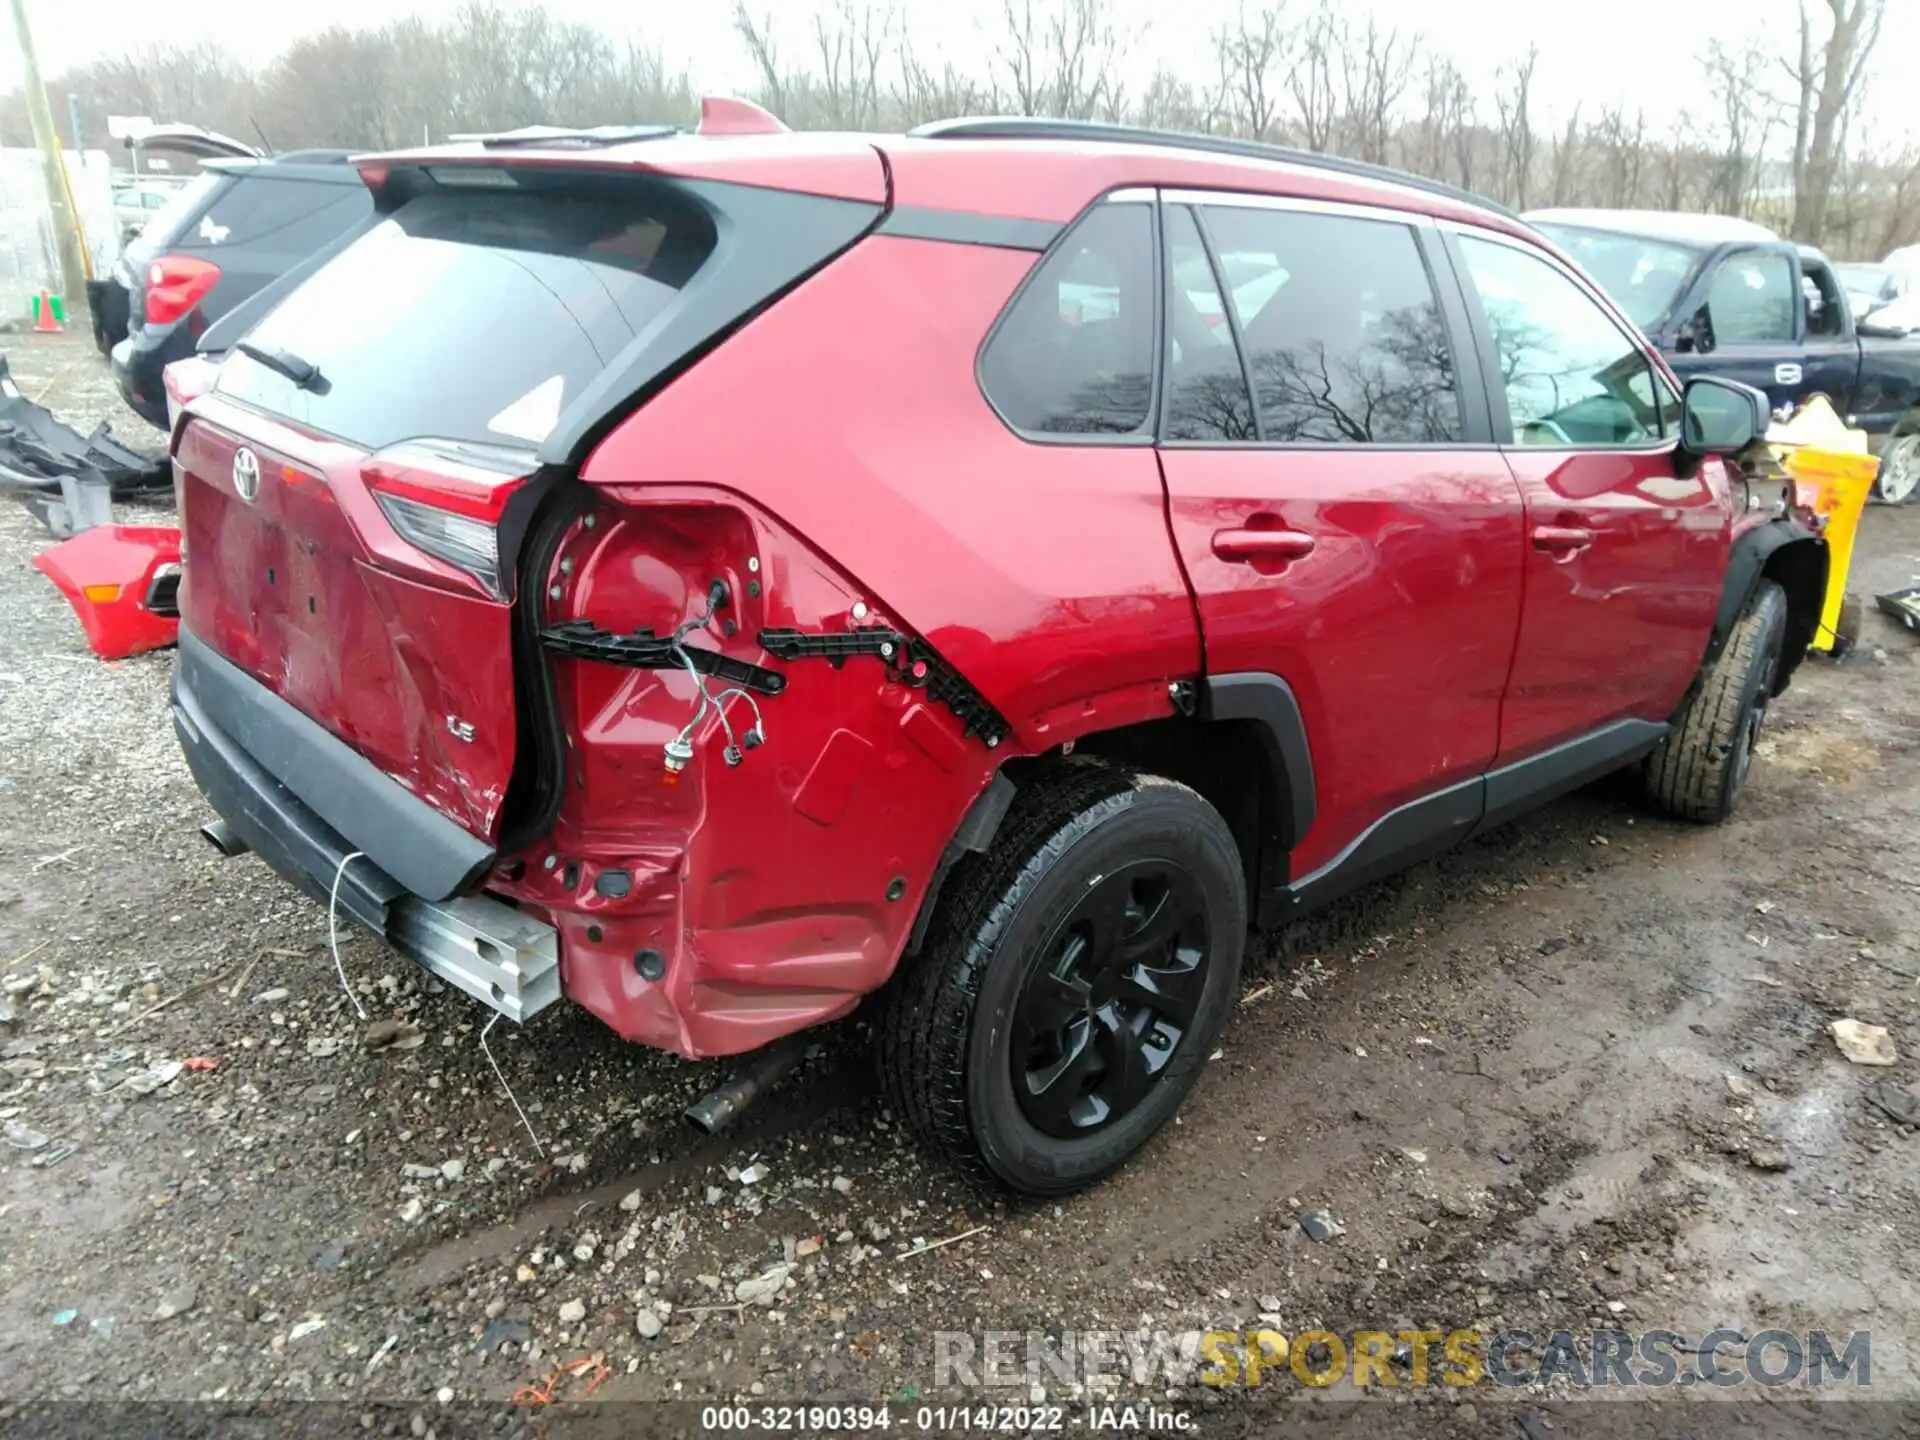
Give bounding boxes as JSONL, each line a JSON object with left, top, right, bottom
{"left": 146, "top": 256, "right": 222, "bottom": 327}
{"left": 362, "top": 439, "right": 534, "bottom": 598}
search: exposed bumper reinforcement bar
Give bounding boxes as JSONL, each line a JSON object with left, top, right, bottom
{"left": 387, "top": 893, "right": 560, "bottom": 1025}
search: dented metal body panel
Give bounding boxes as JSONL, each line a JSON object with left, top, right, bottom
{"left": 496, "top": 235, "right": 1200, "bottom": 1057}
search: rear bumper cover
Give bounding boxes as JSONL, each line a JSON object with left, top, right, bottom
{"left": 172, "top": 628, "right": 558, "bottom": 1021}
{"left": 174, "top": 627, "right": 493, "bottom": 903}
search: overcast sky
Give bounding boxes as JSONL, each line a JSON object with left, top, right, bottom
{"left": 8, "top": 0, "right": 1919, "bottom": 144}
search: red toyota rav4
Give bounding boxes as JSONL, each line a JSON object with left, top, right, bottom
{"left": 170, "top": 108, "right": 1826, "bottom": 1195}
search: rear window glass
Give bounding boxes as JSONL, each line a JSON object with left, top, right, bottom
{"left": 978, "top": 203, "right": 1155, "bottom": 437}
{"left": 184, "top": 172, "right": 360, "bottom": 249}
{"left": 133, "top": 172, "right": 223, "bottom": 249}
{"left": 214, "top": 182, "right": 717, "bottom": 451}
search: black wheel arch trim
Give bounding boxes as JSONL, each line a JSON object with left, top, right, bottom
{"left": 1709, "top": 518, "right": 1827, "bottom": 686}
{"left": 905, "top": 771, "right": 1019, "bottom": 957}
{"left": 1199, "top": 672, "right": 1316, "bottom": 849}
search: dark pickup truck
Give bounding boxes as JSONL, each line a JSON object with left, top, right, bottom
{"left": 1528, "top": 209, "right": 1920, "bottom": 503}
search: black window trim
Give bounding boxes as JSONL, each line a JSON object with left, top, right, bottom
{"left": 973, "top": 188, "right": 1164, "bottom": 448}
{"left": 1186, "top": 203, "right": 1266, "bottom": 443}
{"left": 1440, "top": 220, "right": 1682, "bottom": 458}
{"left": 1153, "top": 187, "right": 1491, "bottom": 451}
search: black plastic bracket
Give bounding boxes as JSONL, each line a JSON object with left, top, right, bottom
{"left": 541, "top": 620, "right": 787, "bottom": 695}
{"left": 758, "top": 625, "right": 1011, "bottom": 746}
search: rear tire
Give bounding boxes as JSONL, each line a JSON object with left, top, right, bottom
{"left": 877, "top": 761, "right": 1245, "bottom": 1195}
{"left": 1644, "top": 581, "right": 1788, "bottom": 823}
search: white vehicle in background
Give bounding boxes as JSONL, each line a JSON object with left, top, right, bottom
{"left": 1835, "top": 261, "right": 1904, "bottom": 319}
{"left": 111, "top": 179, "right": 187, "bottom": 240}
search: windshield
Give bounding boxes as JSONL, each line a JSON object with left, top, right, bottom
{"left": 1532, "top": 224, "right": 1697, "bottom": 331}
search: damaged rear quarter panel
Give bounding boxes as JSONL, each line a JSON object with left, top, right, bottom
{"left": 518, "top": 234, "right": 1201, "bottom": 1058}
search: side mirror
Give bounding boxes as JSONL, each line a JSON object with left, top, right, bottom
{"left": 1859, "top": 315, "right": 1914, "bottom": 339}
{"left": 1679, "top": 376, "right": 1769, "bottom": 457}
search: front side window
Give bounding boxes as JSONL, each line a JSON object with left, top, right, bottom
{"left": 1199, "top": 205, "right": 1462, "bottom": 444}
{"left": 979, "top": 203, "right": 1155, "bottom": 437}
{"left": 1457, "top": 234, "right": 1665, "bottom": 448}
{"left": 1705, "top": 250, "right": 1796, "bottom": 345}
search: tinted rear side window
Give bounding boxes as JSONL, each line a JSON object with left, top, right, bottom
{"left": 1199, "top": 205, "right": 1462, "bottom": 444}
{"left": 134, "top": 172, "right": 225, "bottom": 250}
{"left": 185, "top": 173, "right": 359, "bottom": 250}
{"left": 979, "top": 203, "right": 1155, "bottom": 437}
{"left": 214, "top": 183, "right": 717, "bottom": 451}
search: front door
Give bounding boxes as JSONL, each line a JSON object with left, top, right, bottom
{"left": 1447, "top": 230, "right": 1728, "bottom": 765}
{"left": 1152, "top": 193, "right": 1528, "bottom": 880}
{"left": 1667, "top": 246, "right": 1807, "bottom": 412}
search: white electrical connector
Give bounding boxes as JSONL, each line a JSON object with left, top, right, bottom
{"left": 661, "top": 580, "right": 770, "bottom": 775}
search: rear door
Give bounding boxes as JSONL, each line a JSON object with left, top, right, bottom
{"left": 1153, "top": 192, "right": 1528, "bottom": 880}
{"left": 1446, "top": 228, "right": 1726, "bottom": 761}
{"left": 176, "top": 172, "right": 728, "bottom": 838}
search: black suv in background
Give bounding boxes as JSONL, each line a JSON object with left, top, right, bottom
{"left": 108, "top": 152, "right": 372, "bottom": 428}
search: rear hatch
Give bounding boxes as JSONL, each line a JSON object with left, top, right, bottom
{"left": 174, "top": 152, "right": 883, "bottom": 848}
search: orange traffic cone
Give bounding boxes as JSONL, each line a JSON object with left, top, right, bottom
{"left": 31, "top": 291, "right": 63, "bottom": 333}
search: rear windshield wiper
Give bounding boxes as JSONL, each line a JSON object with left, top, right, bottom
{"left": 235, "top": 341, "right": 325, "bottom": 392}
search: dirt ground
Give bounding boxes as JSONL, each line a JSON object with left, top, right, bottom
{"left": 0, "top": 329, "right": 1916, "bottom": 1436}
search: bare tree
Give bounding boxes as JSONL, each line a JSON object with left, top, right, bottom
{"left": 1593, "top": 105, "right": 1650, "bottom": 209}
{"left": 1491, "top": 45, "right": 1539, "bottom": 208}
{"left": 996, "top": 0, "right": 1048, "bottom": 114}
{"left": 812, "top": 2, "right": 893, "bottom": 129}
{"left": 1787, "top": 0, "right": 1887, "bottom": 243}
{"left": 733, "top": 3, "right": 787, "bottom": 120}
{"left": 1547, "top": 105, "right": 1582, "bottom": 207}
{"left": 1213, "top": 2, "right": 1287, "bottom": 142}
{"left": 1701, "top": 41, "right": 1777, "bottom": 217}
{"left": 1337, "top": 18, "right": 1416, "bottom": 165}
{"left": 1873, "top": 146, "right": 1920, "bottom": 255}
{"left": 15, "top": 0, "right": 1920, "bottom": 260}
{"left": 1047, "top": 0, "right": 1120, "bottom": 120}
{"left": 1286, "top": 1, "right": 1340, "bottom": 152}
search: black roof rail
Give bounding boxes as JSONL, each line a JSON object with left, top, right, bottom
{"left": 909, "top": 117, "right": 1517, "bottom": 221}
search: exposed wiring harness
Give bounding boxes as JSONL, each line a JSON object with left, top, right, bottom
{"left": 665, "top": 582, "right": 768, "bottom": 772}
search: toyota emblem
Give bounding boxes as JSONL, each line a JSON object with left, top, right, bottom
{"left": 233, "top": 446, "right": 261, "bottom": 504}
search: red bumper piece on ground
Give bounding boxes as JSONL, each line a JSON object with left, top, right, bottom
{"left": 32, "top": 524, "right": 182, "bottom": 659}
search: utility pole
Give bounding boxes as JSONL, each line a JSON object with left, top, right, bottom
{"left": 8, "top": 0, "right": 88, "bottom": 317}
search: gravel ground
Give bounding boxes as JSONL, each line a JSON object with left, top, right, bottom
{"left": 1, "top": 330, "right": 1918, "bottom": 1437}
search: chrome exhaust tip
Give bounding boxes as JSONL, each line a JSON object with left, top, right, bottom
{"left": 685, "top": 1037, "right": 808, "bottom": 1135}
{"left": 199, "top": 818, "right": 250, "bottom": 858}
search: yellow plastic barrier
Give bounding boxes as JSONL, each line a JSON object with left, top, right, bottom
{"left": 1782, "top": 447, "right": 1878, "bottom": 654}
